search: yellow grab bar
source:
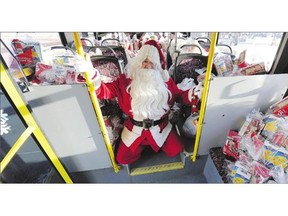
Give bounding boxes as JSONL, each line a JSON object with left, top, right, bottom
{"left": 72, "top": 33, "right": 119, "bottom": 172}
{"left": 192, "top": 32, "right": 218, "bottom": 161}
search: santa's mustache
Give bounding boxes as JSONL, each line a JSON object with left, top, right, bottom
{"left": 134, "top": 68, "right": 160, "bottom": 81}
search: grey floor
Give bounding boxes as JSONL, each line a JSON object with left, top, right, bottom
{"left": 49, "top": 149, "right": 208, "bottom": 183}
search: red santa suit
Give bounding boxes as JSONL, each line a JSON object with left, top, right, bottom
{"left": 95, "top": 40, "right": 200, "bottom": 164}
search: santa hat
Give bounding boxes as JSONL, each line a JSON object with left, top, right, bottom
{"left": 144, "top": 40, "right": 166, "bottom": 70}
{"left": 126, "top": 39, "right": 170, "bottom": 82}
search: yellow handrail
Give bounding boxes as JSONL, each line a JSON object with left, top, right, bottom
{"left": 72, "top": 33, "right": 119, "bottom": 173}
{"left": 0, "top": 126, "right": 35, "bottom": 172}
{"left": 192, "top": 32, "right": 218, "bottom": 162}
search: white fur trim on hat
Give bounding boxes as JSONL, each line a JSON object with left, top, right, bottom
{"left": 137, "top": 45, "right": 161, "bottom": 68}
{"left": 161, "top": 69, "right": 170, "bottom": 82}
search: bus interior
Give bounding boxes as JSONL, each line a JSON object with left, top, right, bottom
{"left": 1, "top": 32, "right": 288, "bottom": 184}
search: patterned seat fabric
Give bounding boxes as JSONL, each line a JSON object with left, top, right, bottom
{"left": 91, "top": 60, "right": 121, "bottom": 81}
{"left": 91, "top": 56, "right": 124, "bottom": 151}
{"left": 175, "top": 58, "right": 206, "bottom": 84}
{"left": 209, "top": 147, "right": 231, "bottom": 183}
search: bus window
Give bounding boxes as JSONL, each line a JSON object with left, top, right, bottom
{"left": 218, "top": 32, "right": 284, "bottom": 72}
{"left": 1, "top": 32, "right": 62, "bottom": 49}
{"left": 1, "top": 32, "right": 63, "bottom": 62}
{"left": 79, "top": 32, "right": 96, "bottom": 44}
{"left": 189, "top": 32, "right": 209, "bottom": 39}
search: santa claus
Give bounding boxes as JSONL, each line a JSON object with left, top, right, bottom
{"left": 94, "top": 39, "right": 203, "bottom": 164}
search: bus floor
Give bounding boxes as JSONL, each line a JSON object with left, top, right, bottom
{"left": 49, "top": 148, "right": 208, "bottom": 183}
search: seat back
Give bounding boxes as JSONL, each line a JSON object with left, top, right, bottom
{"left": 90, "top": 55, "right": 124, "bottom": 151}
{"left": 101, "top": 38, "right": 128, "bottom": 68}
{"left": 174, "top": 53, "right": 209, "bottom": 84}
{"left": 90, "top": 55, "right": 123, "bottom": 79}
{"left": 69, "top": 38, "right": 94, "bottom": 52}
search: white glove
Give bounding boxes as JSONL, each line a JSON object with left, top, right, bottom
{"left": 91, "top": 69, "right": 101, "bottom": 89}
{"left": 75, "top": 53, "right": 99, "bottom": 81}
{"left": 91, "top": 71, "right": 116, "bottom": 89}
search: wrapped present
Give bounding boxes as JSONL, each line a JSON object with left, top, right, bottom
{"left": 250, "top": 161, "right": 271, "bottom": 183}
{"left": 230, "top": 161, "right": 251, "bottom": 183}
{"left": 260, "top": 141, "right": 288, "bottom": 169}
{"left": 213, "top": 52, "right": 234, "bottom": 76}
{"left": 223, "top": 130, "right": 241, "bottom": 160}
{"left": 239, "top": 62, "right": 266, "bottom": 75}
{"left": 269, "top": 96, "right": 288, "bottom": 116}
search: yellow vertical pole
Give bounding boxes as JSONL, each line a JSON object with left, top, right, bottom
{"left": 72, "top": 33, "right": 119, "bottom": 172}
{"left": 0, "top": 63, "right": 73, "bottom": 183}
{"left": 192, "top": 32, "right": 218, "bottom": 162}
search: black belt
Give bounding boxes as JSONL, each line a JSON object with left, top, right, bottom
{"left": 130, "top": 117, "right": 168, "bottom": 129}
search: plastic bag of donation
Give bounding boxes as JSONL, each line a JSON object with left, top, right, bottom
{"left": 34, "top": 53, "right": 96, "bottom": 85}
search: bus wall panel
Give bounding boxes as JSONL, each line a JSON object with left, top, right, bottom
{"left": 24, "top": 84, "right": 111, "bottom": 172}
{"left": 198, "top": 74, "right": 288, "bottom": 155}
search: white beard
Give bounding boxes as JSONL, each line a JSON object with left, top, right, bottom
{"left": 128, "top": 69, "right": 170, "bottom": 120}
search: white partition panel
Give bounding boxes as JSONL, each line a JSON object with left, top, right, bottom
{"left": 24, "top": 84, "right": 111, "bottom": 172}
{"left": 198, "top": 74, "right": 288, "bottom": 155}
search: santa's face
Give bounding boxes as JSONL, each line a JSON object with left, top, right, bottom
{"left": 128, "top": 59, "right": 170, "bottom": 120}
{"left": 141, "top": 58, "right": 154, "bottom": 69}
